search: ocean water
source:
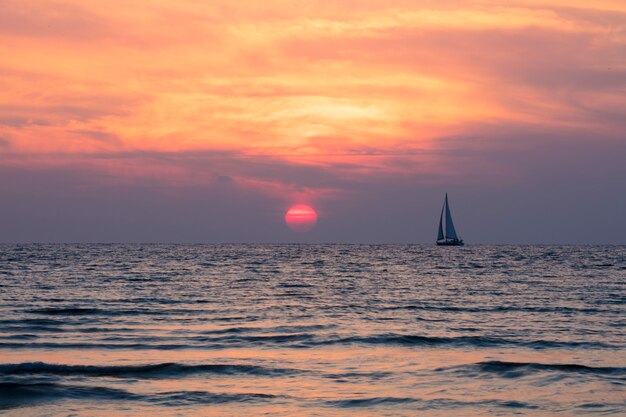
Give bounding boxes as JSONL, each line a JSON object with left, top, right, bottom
{"left": 0, "top": 244, "right": 624, "bottom": 416}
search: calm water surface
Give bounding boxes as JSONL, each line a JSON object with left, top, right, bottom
{"left": 0, "top": 244, "right": 624, "bottom": 416}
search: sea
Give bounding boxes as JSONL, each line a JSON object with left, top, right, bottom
{"left": 0, "top": 244, "right": 624, "bottom": 416}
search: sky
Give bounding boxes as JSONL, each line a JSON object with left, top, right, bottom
{"left": 1, "top": 0, "right": 625, "bottom": 243}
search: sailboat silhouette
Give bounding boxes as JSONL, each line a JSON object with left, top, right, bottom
{"left": 437, "top": 193, "right": 464, "bottom": 246}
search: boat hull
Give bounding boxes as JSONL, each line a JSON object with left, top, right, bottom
{"left": 437, "top": 240, "right": 464, "bottom": 246}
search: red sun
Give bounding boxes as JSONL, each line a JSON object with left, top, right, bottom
{"left": 285, "top": 205, "right": 318, "bottom": 232}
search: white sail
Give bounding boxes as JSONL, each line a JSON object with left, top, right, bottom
{"left": 444, "top": 193, "right": 458, "bottom": 240}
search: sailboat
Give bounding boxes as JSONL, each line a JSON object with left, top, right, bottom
{"left": 437, "top": 193, "right": 464, "bottom": 246}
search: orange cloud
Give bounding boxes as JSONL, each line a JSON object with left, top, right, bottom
{"left": 1, "top": 0, "right": 625, "bottom": 203}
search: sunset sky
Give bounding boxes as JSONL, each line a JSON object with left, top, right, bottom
{"left": 1, "top": 0, "right": 625, "bottom": 243}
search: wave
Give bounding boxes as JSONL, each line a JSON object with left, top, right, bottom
{"left": 0, "top": 362, "right": 301, "bottom": 378}
{"left": 0, "top": 334, "right": 38, "bottom": 340}
{"left": 382, "top": 304, "right": 615, "bottom": 314}
{"left": 467, "top": 361, "right": 626, "bottom": 376}
{"left": 0, "top": 333, "right": 617, "bottom": 350}
{"left": 326, "top": 396, "right": 539, "bottom": 410}
{"left": 0, "top": 318, "right": 67, "bottom": 326}
{"left": 324, "top": 371, "right": 394, "bottom": 381}
{"left": 201, "top": 333, "right": 617, "bottom": 349}
{"left": 27, "top": 307, "right": 102, "bottom": 316}
{"left": 0, "top": 342, "right": 197, "bottom": 350}
{"left": 0, "top": 382, "right": 278, "bottom": 409}
{"left": 200, "top": 324, "right": 332, "bottom": 335}
{"left": 0, "top": 325, "right": 140, "bottom": 335}
{"left": 328, "top": 397, "right": 418, "bottom": 407}
{"left": 24, "top": 307, "right": 205, "bottom": 317}
{"left": 331, "top": 334, "right": 505, "bottom": 347}
{"left": 0, "top": 382, "right": 137, "bottom": 405}
{"left": 279, "top": 283, "right": 314, "bottom": 287}
{"left": 149, "top": 391, "right": 278, "bottom": 406}
{"left": 322, "top": 335, "right": 617, "bottom": 349}
{"left": 22, "top": 302, "right": 621, "bottom": 318}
